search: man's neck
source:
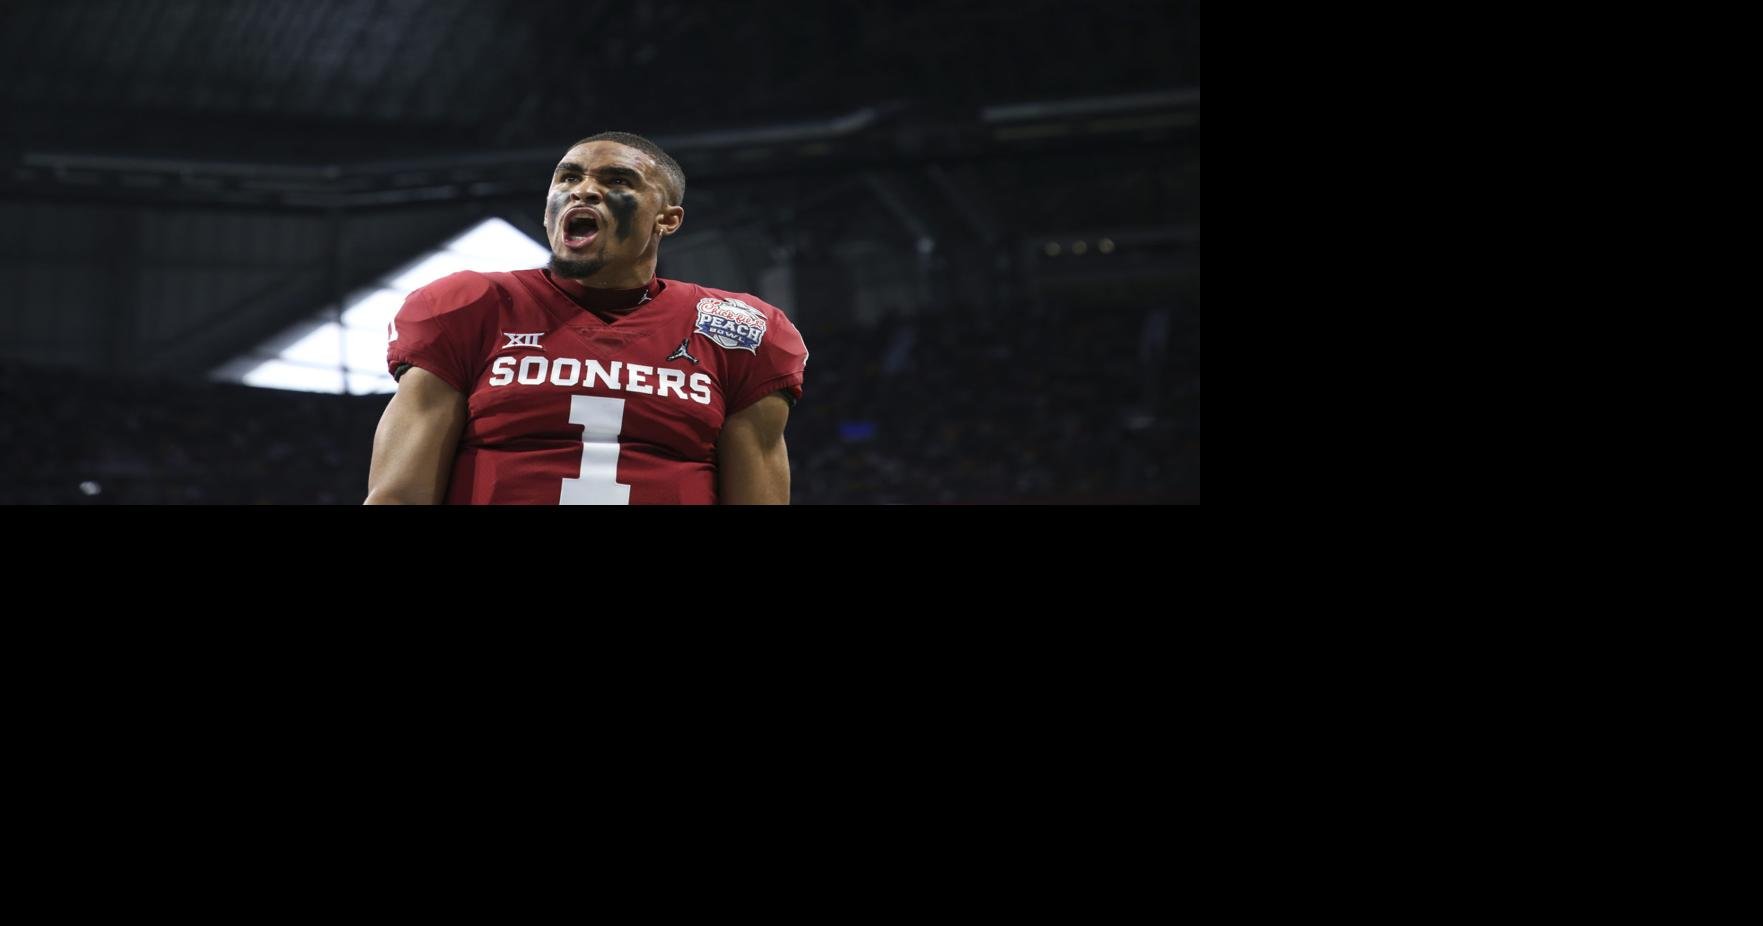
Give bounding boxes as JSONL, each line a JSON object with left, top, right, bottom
{"left": 546, "top": 270, "right": 662, "bottom": 312}
{"left": 551, "top": 264, "right": 653, "bottom": 292}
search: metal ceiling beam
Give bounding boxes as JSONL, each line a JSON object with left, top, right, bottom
{"left": 6, "top": 89, "right": 1195, "bottom": 211}
{"left": 981, "top": 88, "right": 1200, "bottom": 123}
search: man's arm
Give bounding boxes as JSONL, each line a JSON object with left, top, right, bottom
{"left": 718, "top": 392, "right": 793, "bottom": 504}
{"left": 364, "top": 366, "right": 468, "bottom": 504}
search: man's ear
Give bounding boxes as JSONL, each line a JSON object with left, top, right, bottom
{"left": 657, "top": 205, "right": 685, "bottom": 237}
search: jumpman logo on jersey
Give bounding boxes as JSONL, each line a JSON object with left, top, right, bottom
{"left": 666, "top": 338, "right": 700, "bottom": 365}
{"left": 638, "top": 289, "right": 654, "bottom": 305}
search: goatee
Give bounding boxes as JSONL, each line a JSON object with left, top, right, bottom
{"left": 550, "top": 253, "right": 606, "bottom": 279}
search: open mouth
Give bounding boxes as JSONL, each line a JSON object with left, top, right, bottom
{"left": 561, "top": 209, "right": 599, "bottom": 249}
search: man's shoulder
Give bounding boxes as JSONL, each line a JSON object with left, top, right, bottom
{"left": 408, "top": 269, "right": 496, "bottom": 307}
{"left": 666, "top": 279, "right": 788, "bottom": 320}
{"left": 666, "top": 279, "right": 806, "bottom": 360}
{"left": 404, "top": 269, "right": 537, "bottom": 316}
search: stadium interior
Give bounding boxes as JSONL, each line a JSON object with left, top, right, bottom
{"left": 0, "top": 0, "right": 1200, "bottom": 504}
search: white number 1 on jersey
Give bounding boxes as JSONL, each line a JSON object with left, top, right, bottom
{"left": 560, "top": 395, "right": 632, "bottom": 505}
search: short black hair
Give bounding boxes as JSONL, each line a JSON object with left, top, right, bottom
{"left": 571, "top": 131, "right": 685, "bottom": 206}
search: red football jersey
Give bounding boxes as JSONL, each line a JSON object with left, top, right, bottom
{"left": 386, "top": 269, "right": 807, "bottom": 504}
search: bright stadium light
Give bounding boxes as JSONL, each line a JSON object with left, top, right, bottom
{"left": 213, "top": 217, "right": 551, "bottom": 395}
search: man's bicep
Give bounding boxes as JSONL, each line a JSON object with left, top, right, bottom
{"left": 718, "top": 392, "right": 792, "bottom": 505}
{"left": 364, "top": 366, "right": 468, "bottom": 504}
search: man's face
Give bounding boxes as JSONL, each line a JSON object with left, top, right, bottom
{"left": 542, "top": 141, "right": 682, "bottom": 281}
